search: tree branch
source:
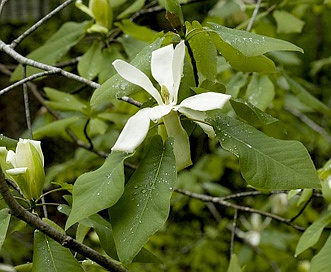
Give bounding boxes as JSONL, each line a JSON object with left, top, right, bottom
{"left": 0, "top": 40, "right": 100, "bottom": 89}
{"left": 0, "top": 168, "right": 127, "bottom": 272}
{"left": 175, "top": 188, "right": 305, "bottom": 231}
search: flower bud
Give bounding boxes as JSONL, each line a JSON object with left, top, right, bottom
{"left": 0, "top": 139, "right": 45, "bottom": 200}
{"left": 89, "top": 0, "right": 113, "bottom": 31}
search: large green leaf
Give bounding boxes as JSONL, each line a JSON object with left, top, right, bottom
{"left": 230, "top": 98, "right": 285, "bottom": 132}
{"left": 44, "top": 87, "right": 88, "bottom": 113}
{"left": 65, "top": 151, "right": 132, "bottom": 230}
{"left": 115, "top": 20, "right": 157, "bottom": 42}
{"left": 208, "top": 23, "right": 303, "bottom": 56}
{"left": 109, "top": 136, "right": 176, "bottom": 265}
{"left": 310, "top": 233, "right": 331, "bottom": 272}
{"left": 0, "top": 209, "right": 10, "bottom": 250}
{"left": 295, "top": 213, "right": 331, "bottom": 257}
{"left": 273, "top": 10, "right": 305, "bottom": 34}
{"left": 246, "top": 73, "right": 275, "bottom": 111}
{"left": 186, "top": 21, "right": 217, "bottom": 81}
{"left": 32, "top": 220, "right": 84, "bottom": 272}
{"left": 209, "top": 113, "right": 320, "bottom": 190}
{"left": 33, "top": 116, "right": 81, "bottom": 140}
{"left": 77, "top": 40, "right": 103, "bottom": 80}
{"left": 11, "top": 21, "right": 89, "bottom": 81}
{"left": 210, "top": 32, "right": 276, "bottom": 73}
{"left": 90, "top": 38, "right": 163, "bottom": 109}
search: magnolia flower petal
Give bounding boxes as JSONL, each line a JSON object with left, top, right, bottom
{"left": 6, "top": 150, "right": 16, "bottom": 167}
{"left": 112, "top": 60, "right": 163, "bottom": 105}
{"left": 172, "top": 41, "right": 185, "bottom": 104}
{"left": 6, "top": 167, "right": 28, "bottom": 175}
{"left": 176, "top": 92, "right": 231, "bottom": 111}
{"left": 178, "top": 107, "right": 216, "bottom": 137}
{"left": 112, "top": 108, "right": 152, "bottom": 153}
{"left": 15, "top": 139, "right": 45, "bottom": 199}
{"left": 151, "top": 44, "right": 174, "bottom": 96}
{"left": 149, "top": 104, "right": 172, "bottom": 122}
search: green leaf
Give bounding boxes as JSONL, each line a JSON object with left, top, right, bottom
{"left": 246, "top": 73, "right": 275, "bottom": 111}
{"left": 0, "top": 134, "right": 17, "bottom": 150}
{"left": 210, "top": 32, "right": 276, "bottom": 73}
{"left": 285, "top": 76, "right": 331, "bottom": 116}
{"left": 273, "top": 10, "right": 305, "bottom": 34}
{"left": 109, "top": 136, "right": 176, "bottom": 265}
{"left": 226, "top": 72, "right": 249, "bottom": 97}
{"left": 208, "top": 23, "right": 303, "bottom": 56}
{"left": 310, "top": 233, "right": 331, "bottom": 272}
{"left": 32, "top": 219, "right": 84, "bottom": 272}
{"left": 65, "top": 151, "right": 132, "bottom": 230}
{"left": 295, "top": 213, "right": 331, "bottom": 257}
{"left": 0, "top": 209, "right": 10, "bottom": 250}
{"left": 78, "top": 40, "right": 103, "bottom": 80}
{"left": 209, "top": 113, "right": 320, "bottom": 190}
{"left": 33, "top": 116, "right": 81, "bottom": 140}
{"left": 160, "top": 0, "right": 184, "bottom": 25}
{"left": 115, "top": 20, "right": 157, "bottom": 42}
{"left": 227, "top": 254, "right": 242, "bottom": 272}
{"left": 98, "top": 45, "right": 123, "bottom": 84}
{"left": 186, "top": 21, "right": 218, "bottom": 81}
{"left": 117, "top": 0, "right": 146, "bottom": 19}
{"left": 44, "top": 87, "right": 87, "bottom": 112}
{"left": 230, "top": 98, "right": 285, "bottom": 132}
{"left": 90, "top": 38, "right": 163, "bottom": 109}
{"left": 11, "top": 21, "right": 89, "bottom": 81}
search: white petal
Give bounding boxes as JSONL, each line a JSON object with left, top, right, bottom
{"left": 6, "top": 150, "right": 17, "bottom": 167}
{"left": 176, "top": 92, "right": 231, "bottom": 111}
{"left": 149, "top": 105, "right": 172, "bottom": 122}
{"left": 177, "top": 107, "right": 216, "bottom": 137}
{"left": 111, "top": 108, "right": 152, "bottom": 153}
{"left": 6, "top": 167, "right": 28, "bottom": 175}
{"left": 151, "top": 44, "right": 174, "bottom": 97}
{"left": 172, "top": 41, "right": 185, "bottom": 104}
{"left": 113, "top": 60, "right": 163, "bottom": 105}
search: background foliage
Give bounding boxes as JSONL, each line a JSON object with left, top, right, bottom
{"left": 1, "top": 0, "right": 331, "bottom": 271}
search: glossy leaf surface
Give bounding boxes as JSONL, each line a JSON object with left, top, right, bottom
{"left": 209, "top": 113, "right": 320, "bottom": 190}
{"left": 65, "top": 151, "right": 132, "bottom": 229}
{"left": 110, "top": 136, "right": 176, "bottom": 265}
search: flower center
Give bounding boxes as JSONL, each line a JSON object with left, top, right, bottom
{"left": 161, "top": 85, "right": 170, "bottom": 105}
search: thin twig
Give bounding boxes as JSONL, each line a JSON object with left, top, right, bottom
{"left": 0, "top": 40, "right": 100, "bottom": 89}
{"left": 22, "top": 65, "right": 33, "bottom": 139}
{"left": 0, "top": 0, "right": 8, "bottom": 19}
{"left": 230, "top": 209, "right": 238, "bottom": 255}
{"left": 285, "top": 106, "right": 331, "bottom": 146}
{"left": 10, "top": 0, "right": 75, "bottom": 49}
{"left": 175, "top": 188, "right": 305, "bottom": 231}
{"left": 0, "top": 70, "right": 58, "bottom": 96}
{"left": 0, "top": 169, "right": 127, "bottom": 272}
{"left": 246, "top": 0, "right": 262, "bottom": 32}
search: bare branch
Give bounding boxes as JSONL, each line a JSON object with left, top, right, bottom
{"left": 0, "top": 0, "right": 8, "bottom": 19}
{"left": 0, "top": 169, "right": 127, "bottom": 272}
{"left": 246, "top": 0, "right": 262, "bottom": 32}
{"left": 10, "top": 0, "right": 76, "bottom": 49}
{"left": 286, "top": 106, "right": 331, "bottom": 146}
{"left": 175, "top": 188, "right": 305, "bottom": 231}
{"left": 0, "top": 40, "right": 100, "bottom": 89}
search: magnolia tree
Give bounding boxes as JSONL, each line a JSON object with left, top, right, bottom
{"left": 1, "top": 0, "right": 331, "bottom": 271}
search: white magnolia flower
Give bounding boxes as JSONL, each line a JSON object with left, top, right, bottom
{"left": 0, "top": 139, "right": 45, "bottom": 200}
{"left": 111, "top": 41, "right": 231, "bottom": 170}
